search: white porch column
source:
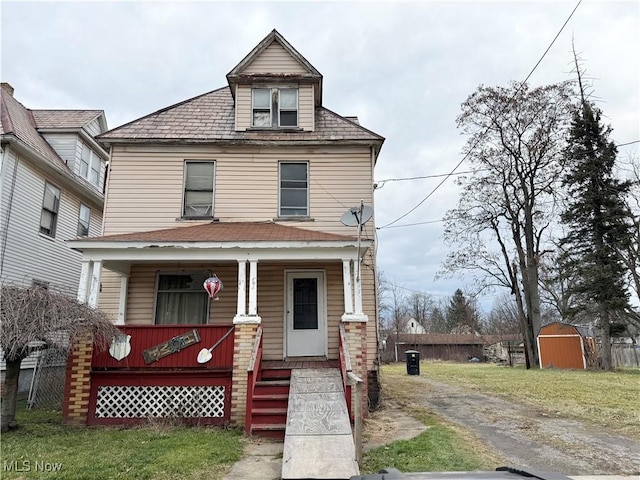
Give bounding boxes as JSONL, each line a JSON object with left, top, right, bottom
{"left": 77, "top": 259, "right": 91, "bottom": 304}
{"left": 342, "top": 259, "right": 353, "bottom": 315}
{"left": 87, "top": 260, "right": 102, "bottom": 308}
{"left": 116, "top": 274, "right": 129, "bottom": 325}
{"left": 233, "top": 260, "right": 247, "bottom": 322}
{"left": 354, "top": 260, "right": 363, "bottom": 315}
{"left": 235, "top": 259, "right": 261, "bottom": 324}
{"left": 248, "top": 260, "right": 258, "bottom": 316}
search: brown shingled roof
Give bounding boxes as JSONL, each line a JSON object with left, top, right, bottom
{"left": 0, "top": 89, "right": 67, "bottom": 168}
{"left": 98, "top": 87, "right": 384, "bottom": 146}
{"left": 32, "top": 110, "right": 103, "bottom": 129}
{"left": 392, "top": 334, "right": 487, "bottom": 345}
{"left": 83, "top": 221, "right": 360, "bottom": 243}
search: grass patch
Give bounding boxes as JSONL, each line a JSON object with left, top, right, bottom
{"left": 362, "top": 407, "right": 499, "bottom": 474}
{"left": 1, "top": 402, "right": 243, "bottom": 480}
{"left": 383, "top": 362, "right": 640, "bottom": 439}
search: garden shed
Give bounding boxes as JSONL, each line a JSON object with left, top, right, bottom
{"left": 537, "top": 322, "right": 596, "bottom": 369}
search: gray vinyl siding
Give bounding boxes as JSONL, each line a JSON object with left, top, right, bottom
{"left": 0, "top": 147, "right": 103, "bottom": 294}
{"left": 83, "top": 118, "right": 102, "bottom": 138}
{"left": 40, "top": 133, "right": 107, "bottom": 194}
{"left": 41, "top": 133, "right": 79, "bottom": 166}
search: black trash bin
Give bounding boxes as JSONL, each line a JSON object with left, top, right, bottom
{"left": 405, "top": 350, "right": 420, "bottom": 375}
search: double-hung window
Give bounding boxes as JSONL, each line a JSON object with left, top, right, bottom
{"left": 154, "top": 273, "right": 209, "bottom": 325}
{"left": 183, "top": 161, "right": 215, "bottom": 218}
{"left": 40, "top": 182, "right": 60, "bottom": 237}
{"left": 252, "top": 88, "right": 298, "bottom": 128}
{"left": 77, "top": 204, "right": 90, "bottom": 237}
{"left": 279, "top": 162, "right": 308, "bottom": 217}
{"left": 80, "top": 143, "right": 101, "bottom": 187}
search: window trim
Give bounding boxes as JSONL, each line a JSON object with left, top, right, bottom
{"left": 278, "top": 161, "right": 309, "bottom": 218}
{"left": 251, "top": 87, "right": 299, "bottom": 128}
{"left": 39, "top": 182, "right": 61, "bottom": 238}
{"left": 153, "top": 272, "right": 211, "bottom": 325}
{"left": 278, "top": 88, "right": 298, "bottom": 128}
{"left": 80, "top": 142, "right": 102, "bottom": 187}
{"left": 77, "top": 203, "right": 91, "bottom": 237}
{"left": 182, "top": 160, "right": 216, "bottom": 219}
{"left": 251, "top": 88, "right": 272, "bottom": 128}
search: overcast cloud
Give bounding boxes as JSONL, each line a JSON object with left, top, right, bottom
{"left": 2, "top": 1, "right": 639, "bottom": 311}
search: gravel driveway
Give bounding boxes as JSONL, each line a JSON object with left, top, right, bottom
{"left": 408, "top": 376, "right": 640, "bottom": 476}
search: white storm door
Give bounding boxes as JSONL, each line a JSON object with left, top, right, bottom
{"left": 286, "top": 271, "right": 326, "bottom": 357}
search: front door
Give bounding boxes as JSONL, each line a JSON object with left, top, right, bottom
{"left": 286, "top": 271, "right": 326, "bottom": 357}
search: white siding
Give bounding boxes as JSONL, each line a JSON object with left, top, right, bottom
{"left": 243, "top": 42, "right": 308, "bottom": 74}
{"left": 83, "top": 117, "right": 102, "bottom": 138}
{"left": 41, "top": 133, "right": 78, "bottom": 167}
{"left": 0, "top": 147, "right": 103, "bottom": 294}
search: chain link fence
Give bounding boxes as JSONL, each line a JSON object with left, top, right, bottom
{"left": 27, "top": 349, "right": 68, "bottom": 411}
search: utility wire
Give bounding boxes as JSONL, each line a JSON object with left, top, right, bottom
{"left": 378, "top": 0, "right": 583, "bottom": 230}
{"left": 376, "top": 138, "right": 637, "bottom": 189}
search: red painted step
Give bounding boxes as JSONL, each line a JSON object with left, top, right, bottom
{"left": 249, "top": 370, "right": 291, "bottom": 439}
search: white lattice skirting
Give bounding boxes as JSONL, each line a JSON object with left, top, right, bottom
{"left": 95, "top": 385, "right": 225, "bottom": 418}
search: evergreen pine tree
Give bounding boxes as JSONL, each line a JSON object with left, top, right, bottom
{"left": 559, "top": 63, "right": 633, "bottom": 370}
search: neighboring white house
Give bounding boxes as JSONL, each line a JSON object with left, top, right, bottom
{"left": 0, "top": 82, "right": 108, "bottom": 392}
{"left": 406, "top": 317, "right": 427, "bottom": 334}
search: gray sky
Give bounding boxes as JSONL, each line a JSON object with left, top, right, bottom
{"left": 2, "top": 1, "right": 639, "bottom": 312}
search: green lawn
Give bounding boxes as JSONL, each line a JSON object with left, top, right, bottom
{"left": 1, "top": 403, "right": 243, "bottom": 480}
{"left": 383, "top": 362, "right": 640, "bottom": 439}
{"left": 362, "top": 407, "right": 501, "bottom": 474}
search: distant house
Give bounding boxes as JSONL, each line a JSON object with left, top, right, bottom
{"left": 384, "top": 333, "right": 487, "bottom": 363}
{"left": 0, "top": 82, "right": 108, "bottom": 392}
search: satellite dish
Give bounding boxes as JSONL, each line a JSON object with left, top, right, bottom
{"left": 340, "top": 205, "right": 373, "bottom": 227}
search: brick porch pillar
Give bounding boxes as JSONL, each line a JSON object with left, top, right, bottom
{"left": 342, "top": 320, "right": 368, "bottom": 415}
{"left": 230, "top": 322, "right": 259, "bottom": 427}
{"left": 62, "top": 338, "right": 93, "bottom": 425}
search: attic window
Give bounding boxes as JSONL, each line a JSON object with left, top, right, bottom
{"left": 252, "top": 88, "right": 298, "bottom": 128}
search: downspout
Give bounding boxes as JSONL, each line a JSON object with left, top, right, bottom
{"left": 100, "top": 144, "right": 113, "bottom": 236}
{"left": 0, "top": 150, "right": 19, "bottom": 276}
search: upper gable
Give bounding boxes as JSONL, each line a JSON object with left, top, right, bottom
{"left": 242, "top": 42, "right": 309, "bottom": 75}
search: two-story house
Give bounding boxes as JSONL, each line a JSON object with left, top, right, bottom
{"left": 0, "top": 82, "right": 109, "bottom": 392}
{"left": 64, "top": 30, "right": 384, "bottom": 436}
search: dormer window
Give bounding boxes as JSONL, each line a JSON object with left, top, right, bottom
{"left": 252, "top": 88, "right": 298, "bottom": 128}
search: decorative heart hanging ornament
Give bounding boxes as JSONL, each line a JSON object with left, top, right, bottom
{"left": 203, "top": 275, "right": 223, "bottom": 300}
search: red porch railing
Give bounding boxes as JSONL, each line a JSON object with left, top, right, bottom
{"left": 92, "top": 324, "right": 235, "bottom": 370}
{"left": 245, "top": 326, "right": 264, "bottom": 434}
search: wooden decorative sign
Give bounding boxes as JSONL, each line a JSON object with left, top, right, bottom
{"left": 143, "top": 329, "right": 201, "bottom": 364}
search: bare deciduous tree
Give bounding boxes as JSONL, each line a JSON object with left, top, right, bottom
{"left": 1, "top": 284, "right": 119, "bottom": 432}
{"left": 441, "top": 81, "right": 574, "bottom": 367}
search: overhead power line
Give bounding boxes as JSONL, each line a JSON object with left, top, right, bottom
{"left": 377, "top": 0, "right": 583, "bottom": 230}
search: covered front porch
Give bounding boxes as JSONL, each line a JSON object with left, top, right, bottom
{"left": 65, "top": 221, "right": 372, "bottom": 428}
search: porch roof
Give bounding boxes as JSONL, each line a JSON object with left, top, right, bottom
{"left": 68, "top": 221, "right": 372, "bottom": 266}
